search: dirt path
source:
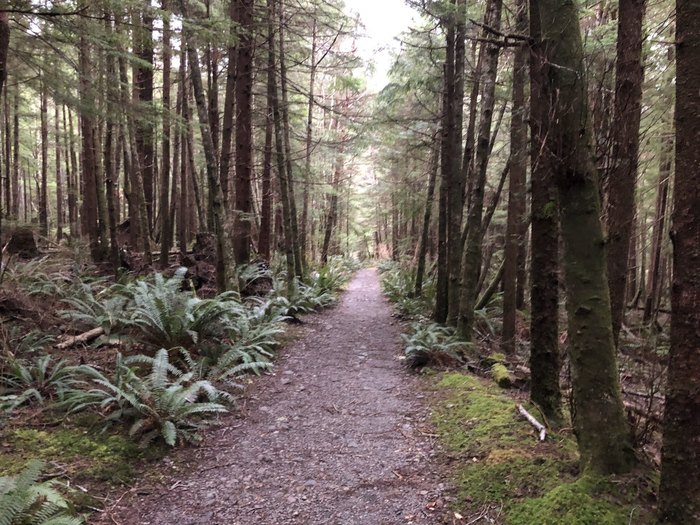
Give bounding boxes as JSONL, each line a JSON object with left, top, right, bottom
{"left": 104, "top": 268, "right": 449, "bottom": 525}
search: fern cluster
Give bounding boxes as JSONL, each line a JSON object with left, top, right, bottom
{"left": 0, "top": 356, "right": 87, "bottom": 411}
{"left": 61, "top": 349, "right": 229, "bottom": 447}
{"left": 379, "top": 262, "right": 435, "bottom": 319}
{"left": 401, "top": 323, "right": 467, "bottom": 370}
{"left": 0, "top": 460, "right": 83, "bottom": 525}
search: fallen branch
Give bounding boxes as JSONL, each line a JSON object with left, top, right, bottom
{"left": 56, "top": 327, "right": 105, "bottom": 349}
{"left": 517, "top": 404, "right": 547, "bottom": 441}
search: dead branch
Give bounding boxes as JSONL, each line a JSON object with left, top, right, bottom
{"left": 517, "top": 404, "right": 547, "bottom": 441}
{"left": 56, "top": 327, "right": 105, "bottom": 350}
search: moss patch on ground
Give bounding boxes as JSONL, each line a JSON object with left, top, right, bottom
{"left": 0, "top": 426, "right": 164, "bottom": 485}
{"left": 432, "top": 372, "right": 654, "bottom": 524}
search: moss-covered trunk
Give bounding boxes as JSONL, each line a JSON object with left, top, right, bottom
{"left": 535, "top": 0, "right": 633, "bottom": 474}
{"left": 528, "top": 0, "right": 562, "bottom": 426}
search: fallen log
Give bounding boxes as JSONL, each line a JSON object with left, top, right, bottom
{"left": 517, "top": 404, "right": 547, "bottom": 441}
{"left": 56, "top": 327, "right": 105, "bottom": 350}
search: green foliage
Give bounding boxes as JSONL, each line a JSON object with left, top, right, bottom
{"left": 0, "top": 459, "right": 83, "bottom": 525}
{"left": 379, "top": 261, "right": 435, "bottom": 319}
{"left": 433, "top": 373, "right": 653, "bottom": 523}
{"left": 401, "top": 323, "right": 466, "bottom": 369}
{"left": 0, "top": 356, "right": 86, "bottom": 412}
{"left": 2, "top": 429, "right": 155, "bottom": 485}
{"left": 0, "top": 326, "right": 54, "bottom": 358}
{"left": 507, "top": 476, "right": 638, "bottom": 525}
{"left": 62, "top": 350, "right": 229, "bottom": 447}
{"left": 59, "top": 282, "right": 130, "bottom": 336}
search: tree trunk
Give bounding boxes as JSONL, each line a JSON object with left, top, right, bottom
{"left": 301, "top": 18, "right": 317, "bottom": 263}
{"left": 501, "top": 0, "right": 528, "bottom": 355}
{"left": 259, "top": 39, "right": 274, "bottom": 262}
{"left": 39, "top": 82, "right": 49, "bottom": 238}
{"left": 160, "top": 0, "right": 172, "bottom": 268}
{"left": 233, "top": 0, "right": 254, "bottom": 265}
{"left": 54, "top": 103, "right": 64, "bottom": 241}
{"left": 278, "top": 0, "right": 303, "bottom": 278}
{"left": 446, "top": 0, "right": 466, "bottom": 323}
{"left": 604, "top": 0, "right": 646, "bottom": 345}
{"left": 643, "top": 135, "right": 672, "bottom": 324}
{"left": 415, "top": 135, "right": 440, "bottom": 297}
{"left": 457, "top": 0, "right": 503, "bottom": 339}
{"left": 535, "top": 0, "right": 633, "bottom": 474}
{"left": 181, "top": 0, "right": 231, "bottom": 291}
{"left": 267, "top": 0, "right": 294, "bottom": 295}
{"left": 78, "top": 37, "right": 103, "bottom": 261}
{"left": 103, "top": 17, "right": 121, "bottom": 274}
{"left": 657, "top": 4, "right": 700, "bottom": 519}
{"left": 219, "top": 0, "right": 237, "bottom": 209}
{"left": 133, "top": 10, "right": 155, "bottom": 230}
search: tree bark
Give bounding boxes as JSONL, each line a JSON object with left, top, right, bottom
{"left": 534, "top": 0, "right": 633, "bottom": 474}
{"left": 54, "top": 103, "right": 64, "bottom": 241}
{"left": 501, "top": 0, "right": 528, "bottom": 355}
{"left": 604, "top": 0, "right": 646, "bottom": 345}
{"left": 219, "top": 0, "right": 237, "bottom": 209}
{"left": 301, "top": 18, "right": 318, "bottom": 263}
{"left": 181, "top": 0, "right": 231, "bottom": 291}
{"left": 267, "top": 0, "right": 294, "bottom": 295}
{"left": 159, "top": 0, "right": 172, "bottom": 268}
{"left": 415, "top": 135, "right": 440, "bottom": 297}
{"left": 133, "top": 9, "right": 155, "bottom": 230}
{"left": 457, "top": 0, "right": 503, "bottom": 339}
{"left": 39, "top": 82, "right": 49, "bottom": 238}
{"left": 658, "top": 3, "right": 700, "bottom": 520}
{"left": 233, "top": 0, "right": 254, "bottom": 265}
{"left": 446, "top": 0, "right": 466, "bottom": 324}
{"left": 279, "top": 0, "right": 304, "bottom": 278}
{"left": 643, "top": 134, "right": 672, "bottom": 324}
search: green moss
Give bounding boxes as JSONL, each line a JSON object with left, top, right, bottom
{"left": 0, "top": 428, "right": 164, "bottom": 484}
{"left": 432, "top": 372, "right": 653, "bottom": 523}
{"left": 507, "top": 476, "right": 639, "bottom": 525}
{"left": 491, "top": 363, "right": 513, "bottom": 388}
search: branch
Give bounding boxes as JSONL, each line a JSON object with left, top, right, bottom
{"left": 517, "top": 404, "right": 547, "bottom": 441}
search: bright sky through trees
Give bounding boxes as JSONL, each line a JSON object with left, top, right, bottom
{"left": 345, "top": 0, "right": 416, "bottom": 91}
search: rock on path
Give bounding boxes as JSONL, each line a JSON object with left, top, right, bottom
{"left": 104, "top": 268, "right": 448, "bottom": 525}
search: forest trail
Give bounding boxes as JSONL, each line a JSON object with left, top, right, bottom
{"left": 103, "top": 269, "right": 449, "bottom": 525}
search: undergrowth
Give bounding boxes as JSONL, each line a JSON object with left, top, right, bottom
{"left": 0, "top": 255, "right": 359, "bottom": 518}
{"left": 433, "top": 372, "right": 655, "bottom": 524}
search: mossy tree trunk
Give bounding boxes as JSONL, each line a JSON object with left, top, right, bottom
{"left": 528, "top": 0, "right": 563, "bottom": 428}
{"left": 658, "top": 2, "right": 700, "bottom": 521}
{"left": 534, "top": 0, "right": 633, "bottom": 474}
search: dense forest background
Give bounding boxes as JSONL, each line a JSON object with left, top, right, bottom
{"left": 0, "top": 0, "right": 698, "bottom": 523}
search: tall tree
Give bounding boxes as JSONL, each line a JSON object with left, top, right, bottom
{"left": 657, "top": 2, "right": 700, "bottom": 520}
{"left": 501, "top": 0, "right": 528, "bottom": 355}
{"left": 457, "top": 0, "right": 503, "bottom": 338}
{"left": 181, "top": 0, "right": 231, "bottom": 291}
{"left": 604, "top": 0, "right": 646, "bottom": 344}
{"left": 534, "top": 0, "right": 633, "bottom": 473}
{"left": 159, "top": 1, "right": 172, "bottom": 268}
{"left": 233, "top": 0, "right": 254, "bottom": 265}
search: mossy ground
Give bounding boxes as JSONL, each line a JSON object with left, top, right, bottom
{"left": 433, "top": 372, "right": 655, "bottom": 524}
{"left": 0, "top": 419, "right": 165, "bottom": 511}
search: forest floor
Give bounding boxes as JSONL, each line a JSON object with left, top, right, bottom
{"left": 96, "top": 268, "right": 453, "bottom": 525}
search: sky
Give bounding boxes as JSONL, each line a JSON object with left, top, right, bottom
{"left": 343, "top": 0, "right": 417, "bottom": 92}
